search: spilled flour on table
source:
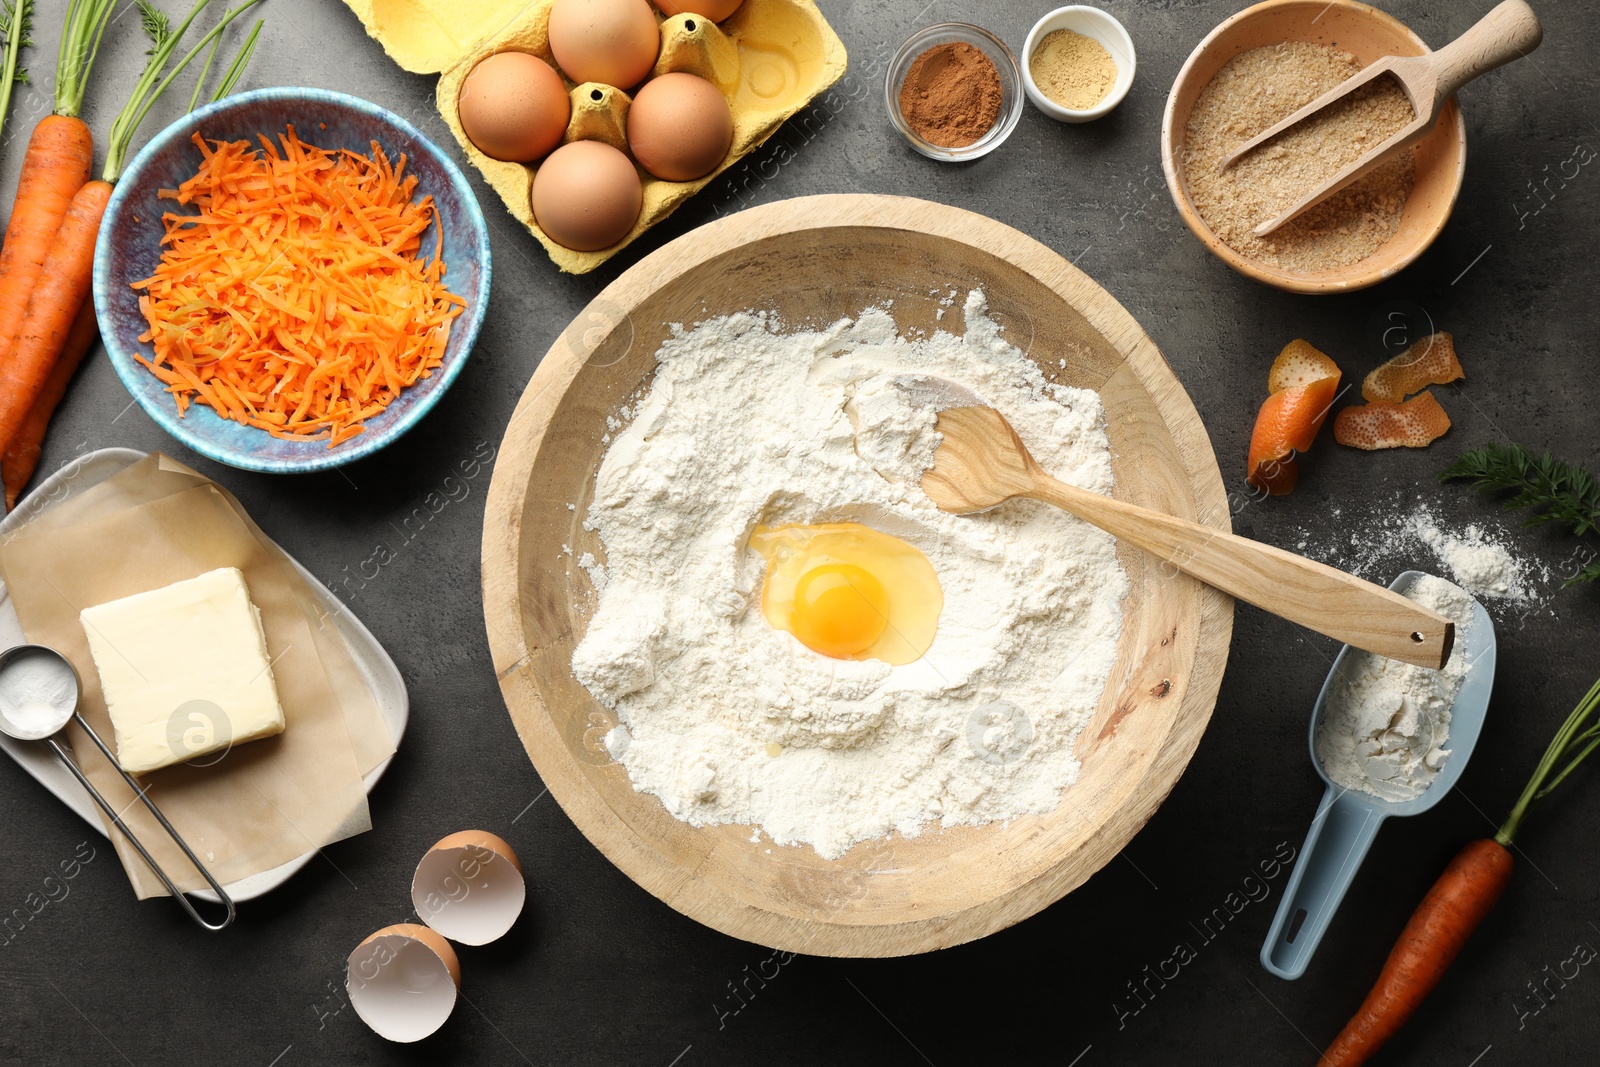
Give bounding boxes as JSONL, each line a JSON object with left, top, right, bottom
{"left": 571, "top": 293, "right": 1127, "bottom": 859}
{"left": 1289, "top": 496, "right": 1548, "bottom": 609}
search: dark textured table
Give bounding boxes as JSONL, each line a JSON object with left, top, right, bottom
{"left": 2, "top": 1, "right": 1596, "bottom": 1064}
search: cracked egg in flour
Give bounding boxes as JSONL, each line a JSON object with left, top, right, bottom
{"left": 571, "top": 292, "right": 1127, "bottom": 860}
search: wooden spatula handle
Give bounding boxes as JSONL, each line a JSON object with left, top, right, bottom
{"left": 1431, "top": 0, "right": 1542, "bottom": 103}
{"left": 1029, "top": 474, "right": 1454, "bottom": 669}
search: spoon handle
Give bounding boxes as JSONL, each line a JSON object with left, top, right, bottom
{"left": 1429, "top": 0, "right": 1542, "bottom": 104}
{"left": 1027, "top": 474, "right": 1454, "bottom": 669}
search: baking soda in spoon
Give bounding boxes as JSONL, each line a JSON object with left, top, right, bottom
{"left": 0, "top": 647, "right": 78, "bottom": 739}
{"left": 1316, "top": 574, "right": 1476, "bottom": 801}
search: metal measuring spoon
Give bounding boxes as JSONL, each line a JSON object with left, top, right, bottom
{"left": 1260, "top": 571, "right": 1496, "bottom": 980}
{"left": 0, "top": 645, "right": 235, "bottom": 931}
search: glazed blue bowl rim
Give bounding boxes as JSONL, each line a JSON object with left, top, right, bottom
{"left": 92, "top": 86, "right": 492, "bottom": 474}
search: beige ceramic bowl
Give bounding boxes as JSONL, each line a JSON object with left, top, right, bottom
{"left": 1161, "top": 0, "right": 1467, "bottom": 294}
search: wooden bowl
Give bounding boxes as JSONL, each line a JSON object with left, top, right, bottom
{"left": 1161, "top": 0, "right": 1467, "bottom": 294}
{"left": 482, "top": 195, "right": 1234, "bottom": 956}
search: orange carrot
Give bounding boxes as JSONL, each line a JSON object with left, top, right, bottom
{"left": 0, "top": 0, "right": 262, "bottom": 460}
{"left": 130, "top": 129, "right": 465, "bottom": 447}
{"left": 1320, "top": 675, "right": 1600, "bottom": 1065}
{"left": 0, "top": 178, "right": 107, "bottom": 456}
{"left": 1318, "top": 840, "right": 1512, "bottom": 1066}
{"left": 0, "top": 0, "right": 119, "bottom": 361}
{"left": 0, "top": 115, "right": 92, "bottom": 352}
{"left": 1, "top": 298, "right": 97, "bottom": 509}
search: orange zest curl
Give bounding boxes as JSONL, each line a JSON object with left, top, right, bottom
{"left": 131, "top": 127, "right": 466, "bottom": 447}
{"left": 1246, "top": 339, "right": 1342, "bottom": 496}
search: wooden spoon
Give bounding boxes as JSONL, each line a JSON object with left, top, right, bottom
{"left": 922, "top": 405, "right": 1454, "bottom": 669}
{"left": 1220, "top": 0, "right": 1542, "bottom": 237}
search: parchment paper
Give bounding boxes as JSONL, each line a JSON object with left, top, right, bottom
{"left": 0, "top": 454, "right": 393, "bottom": 898}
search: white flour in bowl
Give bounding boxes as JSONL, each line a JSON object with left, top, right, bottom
{"left": 1315, "top": 574, "right": 1477, "bottom": 802}
{"left": 571, "top": 292, "right": 1128, "bottom": 859}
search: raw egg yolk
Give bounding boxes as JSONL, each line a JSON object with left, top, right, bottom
{"left": 790, "top": 563, "right": 889, "bottom": 659}
{"left": 749, "top": 522, "right": 943, "bottom": 665}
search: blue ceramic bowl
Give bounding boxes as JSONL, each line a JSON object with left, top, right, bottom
{"left": 93, "top": 87, "right": 492, "bottom": 473}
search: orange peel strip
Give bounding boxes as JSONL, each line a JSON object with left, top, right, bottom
{"left": 1361, "top": 331, "right": 1464, "bottom": 402}
{"left": 1268, "top": 338, "right": 1342, "bottom": 394}
{"left": 1333, "top": 390, "right": 1453, "bottom": 450}
{"left": 1246, "top": 373, "right": 1342, "bottom": 495}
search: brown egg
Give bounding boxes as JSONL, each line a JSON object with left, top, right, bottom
{"left": 532, "top": 140, "right": 644, "bottom": 251}
{"left": 457, "top": 52, "right": 570, "bottom": 163}
{"left": 626, "top": 72, "right": 734, "bottom": 182}
{"left": 548, "top": 0, "right": 661, "bottom": 89}
{"left": 652, "top": 0, "right": 744, "bottom": 19}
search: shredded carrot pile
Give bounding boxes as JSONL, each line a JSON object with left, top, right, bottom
{"left": 131, "top": 127, "right": 467, "bottom": 446}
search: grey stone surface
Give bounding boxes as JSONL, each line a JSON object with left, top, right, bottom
{"left": 1, "top": 0, "right": 1597, "bottom": 1064}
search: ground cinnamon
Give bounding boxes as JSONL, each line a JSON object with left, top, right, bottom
{"left": 897, "top": 42, "right": 1002, "bottom": 148}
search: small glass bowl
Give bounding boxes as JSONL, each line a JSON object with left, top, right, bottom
{"left": 885, "top": 23, "right": 1025, "bottom": 162}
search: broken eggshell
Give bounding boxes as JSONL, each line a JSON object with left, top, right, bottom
{"left": 412, "top": 830, "right": 526, "bottom": 946}
{"left": 346, "top": 923, "right": 461, "bottom": 1042}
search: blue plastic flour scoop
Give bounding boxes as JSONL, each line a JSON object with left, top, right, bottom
{"left": 1260, "top": 571, "right": 1496, "bottom": 980}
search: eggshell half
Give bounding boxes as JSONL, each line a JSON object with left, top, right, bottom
{"left": 412, "top": 830, "right": 526, "bottom": 946}
{"left": 346, "top": 924, "right": 460, "bottom": 1043}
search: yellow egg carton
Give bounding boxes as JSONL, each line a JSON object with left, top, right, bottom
{"left": 342, "top": 0, "right": 847, "bottom": 273}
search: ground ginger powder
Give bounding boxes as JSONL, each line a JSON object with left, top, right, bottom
{"left": 1029, "top": 28, "right": 1117, "bottom": 110}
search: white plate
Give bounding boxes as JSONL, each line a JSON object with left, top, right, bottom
{"left": 0, "top": 448, "right": 409, "bottom": 902}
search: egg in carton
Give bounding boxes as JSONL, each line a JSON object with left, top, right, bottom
{"left": 342, "top": 0, "right": 847, "bottom": 273}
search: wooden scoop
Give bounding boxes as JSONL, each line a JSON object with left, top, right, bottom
{"left": 923, "top": 405, "right": 1454, "bottom": 669}
{"left": 1220, "top": 0, "right": 1542, "bottom": 237}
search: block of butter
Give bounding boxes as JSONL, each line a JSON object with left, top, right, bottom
{"left": 79, "top": 567, "right": 286, "bottom": 775}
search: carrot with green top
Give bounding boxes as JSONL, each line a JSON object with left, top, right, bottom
{"left": 0, "top": 0, "right": 262, "bottom": 486}
{"left": 0, "top": 0, "right": 115, "bottom": 368}
{"left": 1319, "top": 672, "right": 1600, "bottom": 1066}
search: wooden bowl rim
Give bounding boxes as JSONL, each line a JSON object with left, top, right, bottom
{"left": 481, "top": 194, "right": 1234, "bottom": 955}
{"left": 1159, "top": 0, "right": 1467, "bottom": 295}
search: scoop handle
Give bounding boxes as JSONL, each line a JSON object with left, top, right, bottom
{"left": 1430, "top": 0, "right": 1543, "bottom": 103}
{"left": 1261, "top": 787, "right": 1385, "bottom": 980}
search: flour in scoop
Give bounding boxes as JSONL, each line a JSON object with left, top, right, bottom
{"left": 572, "top": 292, "right": 1127, "bottom": 859}
{"left": 1315, "top": 574, "right": 1476, "bottom": 802}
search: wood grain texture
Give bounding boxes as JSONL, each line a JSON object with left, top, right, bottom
{"left": 481, "top": 194, "right": 1234, "bottom": 956}
{"left": 924, "top": 405, "right": 1453, "bottom": 667}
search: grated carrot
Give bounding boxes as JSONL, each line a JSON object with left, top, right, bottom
{"left": 130, "top": 127, "right": 466, "bottom": 447}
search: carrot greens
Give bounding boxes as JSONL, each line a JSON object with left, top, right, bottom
{"left": 1497, "top": 673, "right": 1600, "bottom": 845}
{"left": 104, "top": 0, "right": 264, "bottom": 181}
{"left": 53, "top": 0, "right": 117, "bottom": 118}
{"left": 0, "top": 0, "right": 32, "bottom": 142}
